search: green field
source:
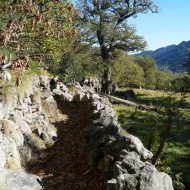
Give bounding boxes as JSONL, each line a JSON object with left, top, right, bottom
{"left": 113, "top": 88, "right": 190, "bottom": 188}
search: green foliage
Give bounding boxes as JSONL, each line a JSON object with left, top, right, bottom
{"left": 77, "top": 0, "right": 158, "bottom": 55}
{"left": 183, "top": 48, "right": 190, "bottom": 72}
{"left": 134, "top": 56, "right": 157, "bottom": 89}
{"left": 16, "top": 73, "right": 33, "bottom": 102}
{"left": 155, "top": 70, "right": 173, "bottom": 90}
{"left": 113, "top": 104, "right": 161, "bottom": 152}
{"left": 57, "top": 51, "right": 84, "bottom": 82}
{"left": 111, "top": 55, "right": 175, "bottom": 91}
{"left": 27, "top": 61, "right": 42, "bottom": 75}
{"left": 76, "top": 0, "right": 158, "bottom": 92}
{"left": 172, "top": 73, "right": 190, "bottom": 93}
{"left": 0, "top": 0, "right": 76, "bottom": 68}
{"left": 157, "top": 160, "right": 184, "bottom": 187}
{"left": 111, "top": 55, "right": 145, "bottom": 87}
{"left": 57, "top": 49, "right": 103, "bottom": 83}
{"left": 3, "top": 84, "right": 17, "bottom": 105}
{"left": 0, "top": 47, "right": 16, "bottom": 59}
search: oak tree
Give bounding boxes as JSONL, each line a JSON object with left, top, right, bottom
{"left": 0, "top": 0, "right": 76, "bottom": 67}
{"left": 77, "top": 0, "right": 158, "bottom": 93}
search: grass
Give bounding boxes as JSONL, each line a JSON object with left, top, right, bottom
{"left": 3, "top": 84, "right": 17, "bottom": 106}
{"left": 113, "top": 104, "right": 161, "bottom": 152}
{"left": 0, "top": 62, "right": 51, "bottom": 106}
{"left": 134, "top": 88, "right": 190, "bottom": 108}
{"left": 118, "top": 87, "right": 190, "bottom": 103}
{"left": 16, "top": 74, "right": 33, "bottom": 103}
{"left": 113, "top": 88, "right": 190, "bottom": 187}
{"left": 1, "top": 69, "right": 32, "bottom": 105}
{"left": 2, "top": 73, "right": 34, "bottom": 106}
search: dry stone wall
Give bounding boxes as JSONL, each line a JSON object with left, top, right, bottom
{"left": 76, "top": 85, "right": 174, "bottom": 190}
{"left": 0, "top": 76, "right": 174, "bottom": 190}
{"left": 0, "top": 75, "right": 58, "bottom": 190}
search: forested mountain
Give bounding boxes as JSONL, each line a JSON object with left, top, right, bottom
{"left": 136, "top": 40, "right": 190, "bottom": 72}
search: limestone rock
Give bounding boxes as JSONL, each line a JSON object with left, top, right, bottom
{"left": 107, "top": 178, "right": 117, "bottom": 190}
{"left": 116, "top": 171, "right": 173, "bottom": 190}
{"left": 76, "top": 86, "right": 173, "bottom": 190}
{"left": 0, "top": 75, "right": 58, "bottom": 177}
{"left": 0, "top": 146, "right": 6, "bottom": 168}
{"left": 105, "top": 136, "right": 153, "bottom": 161}
{"left": 0, "top": 133, "right": 21, "bottom": 170}
{"left": 0, "top": 168, "right": 42, "bottom": 190}
{"left": 2, "top": 119, "right": 24, "bottom": 147}
{"left": 53, "top": 89, "right": 73, "bottom": 101}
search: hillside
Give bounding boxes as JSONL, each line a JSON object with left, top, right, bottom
{"left": 136, "top": 40, "right": 190, "bottom": 72}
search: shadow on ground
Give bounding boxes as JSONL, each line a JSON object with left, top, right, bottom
{"left": 27, "top": 97, "right": 106, "bottom": 190}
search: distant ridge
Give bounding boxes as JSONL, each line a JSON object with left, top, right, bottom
{"left": 135, "top": 40, "right": 190, "bottom": 72}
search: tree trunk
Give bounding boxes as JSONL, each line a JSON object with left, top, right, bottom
{"left": 147, "top": 133, "right": 153, "bottom": 151}
{"left": 97, "top": 27, "right": 112, "bottom": 94}
{"left": 152, "top": 122, "right": 172, "bottom": 165}
{"left": 152, "top": 138, "right": 166, "bottom": 165}
{"left": 102, "top": 66, "right": 112, "bottom": 94}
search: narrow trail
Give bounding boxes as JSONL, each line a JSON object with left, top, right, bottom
{"left": 28, "top": 97, "right": 106, "bottom": 190}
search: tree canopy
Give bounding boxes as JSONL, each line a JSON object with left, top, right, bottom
{"left": 112, "top": 55, "right": 145, "bottom": 87}
{"left": 0, "top": 0, "right": 76, "bottom": 65}
{"left": 184, "top": 48, "right": 190, "bottom": 73}
{"left": 77, "top": 0, "right": 158, "bottom": 93}
{"left": 135, "top": 56, "right": 157, "bottom": 89}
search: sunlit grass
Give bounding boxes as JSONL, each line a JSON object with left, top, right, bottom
{"left": 113, "top": 88, "right": 190, "bottom": 187}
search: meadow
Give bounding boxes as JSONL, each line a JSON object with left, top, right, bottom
{"left": 112, "top": 88, "right": 190, "bottom": 188}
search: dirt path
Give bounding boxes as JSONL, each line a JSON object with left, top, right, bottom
{"left": 28, "top": 98, "right": 106, "bottom": 190}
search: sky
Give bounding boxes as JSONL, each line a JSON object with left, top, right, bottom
{"left": 128, "top": 0, "right": 190, "bottom": 50}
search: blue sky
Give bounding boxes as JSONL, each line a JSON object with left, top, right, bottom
{"left": 128, "top": 0, "right": 190, "bottom": 50}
